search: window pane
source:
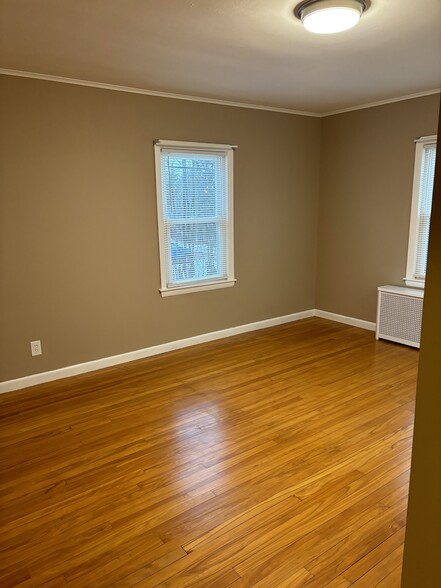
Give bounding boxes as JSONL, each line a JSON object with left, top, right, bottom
{"left": 167, "top": 221, "right": 226, "bottom": 285}
{"left": 415, "top": 144, "right": 436, "bottom": 279}
{"left": 161, "top": 153, "right": 225, "bottom": 220}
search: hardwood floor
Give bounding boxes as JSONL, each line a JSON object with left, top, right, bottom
{"left": 0, "top": 318, "right": 418, "bottom": 587}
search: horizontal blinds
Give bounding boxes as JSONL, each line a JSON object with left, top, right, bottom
{"left": 160, "top": 150, "right": 229, "bottom": 287}
{"left": 415, "top": 143, "right": 436, "bottom": 279}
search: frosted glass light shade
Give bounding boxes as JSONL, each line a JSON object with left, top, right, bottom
{"left": 299, "top": 0, "right": 364, "bottom": 34}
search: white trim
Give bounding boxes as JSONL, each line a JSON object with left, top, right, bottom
{"left": 154, "top": 141, "right": 168, "bottom": 291}
{"left": 1, "top": 69, "right": 439, "bottom": 119}
{"left": 322, "top": 89, "right": 441, "bottom": 117}
{"left": 314, "top": 309, "right": 376, "bottom": 331}
{"left": 403, "top": 278, "right": 424, "bottom": 289}
{"left": 414, "top": 135, "right": 437, "bottom": 144}
{"left": 0, "top": 310, "right": 315, "bottom": 394}
{"left": 405, "top": 140, "right": 423, "bottom": 285}
{"left": 0, "top": 69, "right": 321, "bottom": 118}
{"left": 160, "top": 279, "right": 236, "bottom": 296}
{"left": 227, "top": 149, "right": 235, "bottom": 285}
{"left": 155, "top": 140, "right": 237, "bottom": 151}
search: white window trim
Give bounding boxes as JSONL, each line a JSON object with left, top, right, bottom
{"left": 154, "top": 139, "right": 236, "bottom": 297}
{"left": 404, "top": 134, "right": 437, "bottom": 289}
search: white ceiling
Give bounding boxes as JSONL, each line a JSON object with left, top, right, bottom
{"left": 0, "top": 0, "right": 440, "bottom": 114}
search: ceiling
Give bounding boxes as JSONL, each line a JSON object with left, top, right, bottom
{"left": 0, "top": 0, "right": 440, "bottom": 114}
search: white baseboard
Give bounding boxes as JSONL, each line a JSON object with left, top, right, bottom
{"left": 314, "top": 309, "right": 376, "bottom": 332}
{"left": 0, "top": 309, "right": 376, "bottom": 394}
{"left": 0, "top": 309, "right": 316, "bottom": 394}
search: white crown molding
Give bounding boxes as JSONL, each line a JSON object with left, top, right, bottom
{"left": 0, "top": 68, "right": 321, "bottom": 118}
{"left": 322, "top": 89, "right": 441, "bottom": 117}
{"left": 1, "top": 68, "right": 439, "bottom": 119}
{"left": 0, "top": 309, "right": 379, "bottom": 394}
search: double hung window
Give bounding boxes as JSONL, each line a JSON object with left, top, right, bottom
{"left": 405, "top": 135, "right": 437, "bottom": 288}
{"left": 154, "top": 140, "right": 235, "bottom": 296}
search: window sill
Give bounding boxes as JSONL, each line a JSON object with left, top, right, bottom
{"left": 403, "top": 278, "right": 425, "bottom": 289}
{"left": 160, "top": 279, "right": 236, "bottom": 297}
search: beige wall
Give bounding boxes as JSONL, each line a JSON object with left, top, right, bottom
{"left": 402, "top": 104, "right": 441, "bottom": 587}
{"left": 0, "top": 75, "right": 321, "bottom": 381}
{"left": 317, "top": 95, "right": 440, "bottom": 322}
{"left": 1, "top": 75, "right": 440, "bottom": 382}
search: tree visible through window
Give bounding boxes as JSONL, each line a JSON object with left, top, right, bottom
{"left": 154, "top": 141, "right": 235, "bottom": 296}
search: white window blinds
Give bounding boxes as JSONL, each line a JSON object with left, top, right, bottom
{"left": 414, "top": 143, "right": 436, "bottom": 280}
{"left": 405, "top": 135, "right": 437, "bottom": 288}
{"left": 155, "top": 141, "right": 235, "bottom": 296}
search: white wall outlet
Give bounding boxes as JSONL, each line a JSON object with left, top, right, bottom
{"left": 30, "top": 340, "right": 42, "bottom": 356}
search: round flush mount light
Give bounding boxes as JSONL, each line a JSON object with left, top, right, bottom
{"left": 294, "top": 0, "right": 367, "bottom": 34}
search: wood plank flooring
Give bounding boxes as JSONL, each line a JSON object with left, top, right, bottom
{"left": 0, "top": 318, "right": 418, "bottom": 587}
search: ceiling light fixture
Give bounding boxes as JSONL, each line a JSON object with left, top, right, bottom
{"left": 294, "top": 0, "right": 367, "bottom": 34}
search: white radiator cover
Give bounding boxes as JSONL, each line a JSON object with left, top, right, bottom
{"left": 376, "top": 285, "right": 424, "bottom": 348}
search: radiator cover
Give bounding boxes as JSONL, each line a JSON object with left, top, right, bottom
{"left": 376, "top": 285, "right": 424, "bottom": 348}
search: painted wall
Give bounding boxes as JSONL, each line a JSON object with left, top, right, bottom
{"left": 1, "top": 75, "right": 440, "bottom": 383}
{"left": 0, "top": 75, "right": 321, "bottom": 381}
{"left": 317, "top": 95, "right": 440, "bottom": 322}
{"left": 401, "top": 106, "right": 441, "bottom": 588}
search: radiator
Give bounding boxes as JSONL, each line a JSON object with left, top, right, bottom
{"left": 376, "top": 285, "right": 424, "bottom": 348}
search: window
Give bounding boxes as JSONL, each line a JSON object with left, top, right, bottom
{"left": 405, "top": 135, "right": 437, "bottom": 288}
{"left": 154, "top": 140, "right": 235, "bottom": 296}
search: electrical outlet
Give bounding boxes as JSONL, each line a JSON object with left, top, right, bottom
{"left": 30, "top": 340, "right": 42, "bottom": 356}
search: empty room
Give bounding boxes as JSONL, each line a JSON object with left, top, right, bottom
{"left": 0, "top": 1, "right": 440, "bottom": 587}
